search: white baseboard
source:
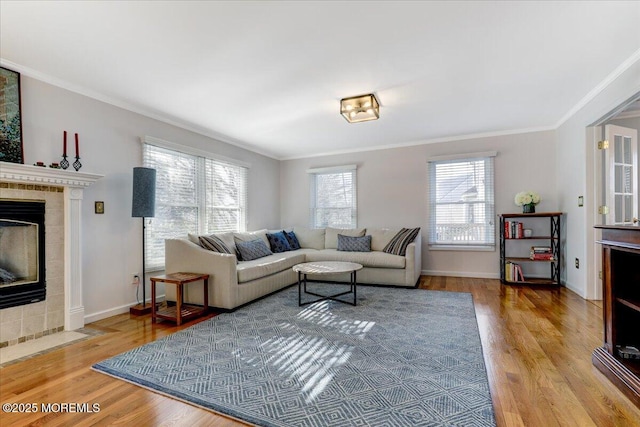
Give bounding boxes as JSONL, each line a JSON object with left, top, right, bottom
{"left": 563, "top": 281, "right": 586, "bottom": 299}
{"left": 421, "top": 270, "right": 500, "bottom": 279}
{"left": 84, "top": 295, "right": 165, "bottom": 324}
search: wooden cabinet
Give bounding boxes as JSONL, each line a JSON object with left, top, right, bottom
{"left": 499, "top": 212, "right": 562, "bottom": 286}
{"left": 592, "top": 225, "right": 640, "bottom": 407}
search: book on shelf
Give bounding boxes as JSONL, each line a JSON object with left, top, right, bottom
{"left": 504, "top": 221, "right": 525, "bottom": 239}
{"left": 531, "top": 246, "right": 551, "bottom": 252}
{"left": 505, "top": 261, "right": 525, "bottom": 282}
{"left": 530, "top": 246, "right": 554, "bottom": 260}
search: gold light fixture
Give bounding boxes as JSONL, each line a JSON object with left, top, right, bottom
{"left": 340, "top": 93, "right": 380, "bottom": 123}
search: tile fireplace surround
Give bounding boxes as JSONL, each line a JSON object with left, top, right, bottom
{"left": 0, "top": 162, "right": 102, "bottom": 346}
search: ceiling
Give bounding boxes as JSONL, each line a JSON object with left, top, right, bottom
{"left": 1, "top": 1, "right": 639, "bottom": 160}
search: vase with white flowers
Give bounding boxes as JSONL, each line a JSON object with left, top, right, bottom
{"left": 515, "top": 191, "right": 540, "bottom": 213}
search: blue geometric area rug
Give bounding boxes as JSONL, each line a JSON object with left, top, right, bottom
{"left": 92, "top": 284, "right": 496, "bottom": 426}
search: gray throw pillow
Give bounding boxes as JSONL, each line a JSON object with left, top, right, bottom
{"left": 337, "top": 234, "right": 371, "bottom": 252}
{"left": 199, "top": 234, "right": 233, "bottom": 254}
{"left": 236, "top": 239, "right": 273, "bottom": 261}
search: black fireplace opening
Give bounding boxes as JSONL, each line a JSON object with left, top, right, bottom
{"left": 0, "top": 200, "right": 46, "bottom": 309}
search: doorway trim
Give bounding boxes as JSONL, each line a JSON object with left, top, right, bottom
{"left": 585, "top": 91, "right": 640, "bottom": 300}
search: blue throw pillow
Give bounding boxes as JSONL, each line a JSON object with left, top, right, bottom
{"left": 337, "top": 234, "right": 371, "bottom": 252}
{"left": 266, "top": 231, "right": 291, "bottom": 253}
{"left": 236, "top": 239, "right": 273, "bottom": 261}
{"left": 284, "top": 230, "right": 301, "bottom": 250}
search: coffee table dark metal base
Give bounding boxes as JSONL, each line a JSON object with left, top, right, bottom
{"left": 297, "top": 271, "right": 358, "bottom": 306}
{"left": 293, "top": 261, "right": 363, "bottom": 307}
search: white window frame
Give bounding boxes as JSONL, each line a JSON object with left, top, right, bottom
{"left": 427, "top": 151, "right": 496, "bottom": 251}
{"left": 142, "top": 136, "right": 249, "bottom": 270}
{"left": 307, "top": 165, "right": 357, "bottom": 229}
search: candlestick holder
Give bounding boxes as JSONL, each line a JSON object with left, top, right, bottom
{"left": 60, "top": 154, "right": 70, "bottom": 170}
{"left": 73, "top": 156, "right": 82, "bottom": 171}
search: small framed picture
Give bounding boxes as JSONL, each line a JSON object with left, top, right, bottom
{"left": 95, "top": 201, "right": 105, "bottom": 214}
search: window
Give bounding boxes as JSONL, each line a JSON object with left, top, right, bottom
{"left": 143, "top": 139, "right": 248, "bottom": 269}
{"left": 308, "top": 165, "right": 357, "bottom": 229}
{"left": 428, "top": 152, "right": 496, "bottom": 249}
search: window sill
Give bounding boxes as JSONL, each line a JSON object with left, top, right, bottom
{"left": 428, "top": 245, "right": 495, "bottom": 252}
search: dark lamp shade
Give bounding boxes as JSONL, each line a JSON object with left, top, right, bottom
{"left": 132, "top": 167, "right": 156, "bottom": 218}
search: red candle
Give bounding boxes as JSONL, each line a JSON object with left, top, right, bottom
{"left": 75, "top": 133, "right": 79, "bottom": 157}
{"left": 63, "top": 131, "right": 67, "bottom": 156}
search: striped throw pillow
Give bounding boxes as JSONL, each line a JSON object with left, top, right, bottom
{"left": 199, "top": 234, "right": 233, "bottom": 254}
{"left": 382, "top": 227, "right": 420, "bottom": 256}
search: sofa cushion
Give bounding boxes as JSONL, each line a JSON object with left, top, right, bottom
{"left": 337, "top": 234, "right": 371, "bottom": 252}
{"left": 189, "top": 231, "right": 237, "bottom": 254}
{"left": 306, "top": 249, "right": 405, "bottom": 269}
{"left": 284, "top": 230, "right": 301, "bottom": 250}
{"left": 198, "top": 234, "right": 234, "bottom": 254}
{"left": 236, "top": 252, "right": 306, "bottom": 283}
{"left": 368, "top": 228, "right": 402, "bottom": 251}
{"left": 236, "top": 239, "right": 273, "bottom": 261}
{"left": 293, "top": 227, "right": 326, "bottom": 250}
{"left": 324, "top": 227, "right": 366, "bottom": 249}
{"left": 383, "top": 227, "right": 420, "bottom": 256}
{"left": 266, "top": 231, "right": 291, "bottom": 253}
{"left": 233, "top": 229, "right": 270, "bottom": 248}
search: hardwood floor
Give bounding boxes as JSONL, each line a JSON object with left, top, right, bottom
{"left": 2, "top": 277, "right": 639, "bottom": 426}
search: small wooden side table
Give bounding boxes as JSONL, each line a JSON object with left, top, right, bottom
{"left": 150, "top": 272, "right": 209, "bottom": 326}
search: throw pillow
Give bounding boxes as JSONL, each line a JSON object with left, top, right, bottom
{"left": 324, "top": 227, "right": 366, "bottom": 249}
{"left": 266, "top": 231, "right": 291, "bottom": 253}
{"left": 236, "top": 239, "right": 273, "bottom": 261}
{"left": 337, "top": 234, "right": 372, "bottom": 252}
{"left": 383, "top": 227, "right": 420, "bottom": 256}
{"left": 233, "top": 229, "right": 270, "bottom": 248}
{"left": 198, "top": 234, "right": 233, "bottom": 254}
{"left": 284, "top": 230, "right": 301, "bottom": 250}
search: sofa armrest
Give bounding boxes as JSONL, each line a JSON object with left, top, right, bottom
{"left": 165, "top": 238, "right": 238, "bottom": 308}
{"left": 404, "top": 230, "right": 422, "bottom": 286}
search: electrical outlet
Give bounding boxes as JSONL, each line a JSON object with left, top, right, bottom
{"left": 132, "top": 273, "right": 140, "bottom": 286}
{"left": 575, "top": 258, "right": 579, "bottom": 269}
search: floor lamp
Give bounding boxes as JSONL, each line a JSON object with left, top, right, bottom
{"left": 130, "top": 167, "right": 156, "bottom": 315}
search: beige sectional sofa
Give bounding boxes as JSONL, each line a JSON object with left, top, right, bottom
{"left": 164, "top": 226, "right": 421, "bottom": 310}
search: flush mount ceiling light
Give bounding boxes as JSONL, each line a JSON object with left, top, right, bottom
{"left": 340, "top": 93, "right": 380, "bottom": 123}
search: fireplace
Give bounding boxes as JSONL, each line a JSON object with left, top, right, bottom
{"left": 0, "top": 199, "right": 46, "bottom": 309}
{"left": 1, "top": 162, "right": 102, "bottom": 340}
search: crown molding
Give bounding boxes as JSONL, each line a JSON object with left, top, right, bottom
{"left": 0, "top": 59, "right": 279, "bottom": 161}
{"left": 555, "top": 48, "right": 640, "bottom": 128}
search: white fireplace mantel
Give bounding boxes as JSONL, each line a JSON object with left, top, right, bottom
{"left": 0, "top": 161, "right": 103, "bottom": 331}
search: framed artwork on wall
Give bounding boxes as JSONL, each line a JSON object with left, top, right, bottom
{"left": 0, "top": 66, "right": 24, "bottom": 164}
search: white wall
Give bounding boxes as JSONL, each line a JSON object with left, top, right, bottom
{"left": 556, "top": 60, "right": 640, "bottom": 299}
{"left": 19, "top": 76, "right": 281, "bottom": 322}
{"left": 281, "top": 130, "right": 557, "bottom": 279}
{"left": 16, "top": 59, "right": 638, "bottom": 320}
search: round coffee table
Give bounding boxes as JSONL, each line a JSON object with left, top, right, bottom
{"left": 293, "top": 261, "right": 363, "bottom": 306}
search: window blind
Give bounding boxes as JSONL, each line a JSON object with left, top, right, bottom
{"left": 143, "top": 143, "right": 248, "bottom": 270}
{"left": 308, "top": 166, "right": 357, "bottom": 229}
{"left": 428, "top": 154, "right": 495, "bottom": 249}
{"left": 204, "top": 159, "right": 248, "bottom": 233}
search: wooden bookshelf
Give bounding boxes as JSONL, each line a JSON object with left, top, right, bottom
{"left": 499, "top": 212, "right": 562, "bottom": 286}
